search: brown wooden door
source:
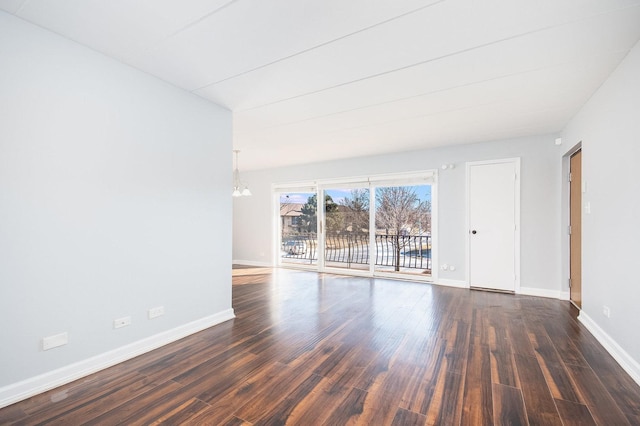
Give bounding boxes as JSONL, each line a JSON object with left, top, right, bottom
{"left": 569, "top": 150, "right": 582, "bottom": 308}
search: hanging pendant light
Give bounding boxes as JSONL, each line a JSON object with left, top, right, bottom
{"left": 232, "top": 150, "right": 251, "bottom": 197}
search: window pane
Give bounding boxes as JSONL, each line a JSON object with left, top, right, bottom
{"left": 374, "top": 185, "right": 432, "bottom": 275}
{"left": 280, "top": 192, "right": 317, "bottom": 266}
{"left": 324, "top": 188, "right": 370, "bottom": 271}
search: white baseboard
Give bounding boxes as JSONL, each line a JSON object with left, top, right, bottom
{"left": 578, "top": 311, "right": 640, "bottom": 386}
{"left": 436, "top": 279, "right": 469, "bottom": 289}
{"left": 233, "top": 259, "right": 272, "bottom": 267}
{"left": 0, "top": 309, "right": 235, "bottom": 409}
{"left": 519, "top": 287, "right": 568, "bottom": 300}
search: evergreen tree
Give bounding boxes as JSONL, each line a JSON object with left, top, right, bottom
{"left": 300, "top": 194, "right": 339, "bottom": 233}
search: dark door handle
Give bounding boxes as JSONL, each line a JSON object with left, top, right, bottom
{"left": 471, "top": 230, "right": 477, "bottom": 235}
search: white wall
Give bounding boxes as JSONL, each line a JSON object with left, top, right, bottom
{"left": 562, "top": 40, "right": 640, "bottom": 377}
{"left": 233, "top": 135, "right": 563, "bottom": 294}
{"left": 0, "top": 11, "right": 233, "bottom": 401}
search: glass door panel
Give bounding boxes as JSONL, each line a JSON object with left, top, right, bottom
{"left": 323, "top": 187, "right": 370, "bottom": 271}
{"left": 279, "top": 192, "right": 318, "bottom": 267}
{"left": 374, "top": 185, "right": 432, "bottom": 276}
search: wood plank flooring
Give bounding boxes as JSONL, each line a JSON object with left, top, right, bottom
{"left": 2, "top": 267, "right": 639, "bottom": 425}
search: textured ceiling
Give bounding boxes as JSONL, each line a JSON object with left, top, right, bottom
{"left": 2, "top": 0, "right": 640, "bottom": 170}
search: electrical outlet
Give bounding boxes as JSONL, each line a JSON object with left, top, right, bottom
{"left": 603, "top": 306, "right": 611, "bottom": 318}
{"left": 42, "top": 332, "right": 68, "bottom": 351}
{"left": 113, "top": 316, "right": 131, "bottom": 329}
{"left": 148, "top": 306, "right": 165, "bottom": 319}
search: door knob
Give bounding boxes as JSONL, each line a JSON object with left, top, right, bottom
{"left": 471, "top": 230, "right": 477, "bottom": 234}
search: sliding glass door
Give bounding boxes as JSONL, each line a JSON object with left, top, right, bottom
{"left": 323, "top": 186, "right": 370, "bottom": 271}
{"left": 374, "top": 184, "right": 432, "bottom": 276}
{"left": 278, "top": 190, "right": 318, "bottom": 267}
{"left": 275, "top": 172, "right": 436, "bottom": 280}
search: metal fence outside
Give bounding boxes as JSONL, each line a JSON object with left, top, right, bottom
{"left": 281, "top": 233, "right": 431, "bottom": 271}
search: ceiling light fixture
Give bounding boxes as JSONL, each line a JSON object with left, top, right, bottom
{"left": 232, "top": 150, "right": 251, "bottom": 197}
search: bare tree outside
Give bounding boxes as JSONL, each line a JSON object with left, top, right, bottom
{"left": 375, "top": 186, "right": 431, "bottom": 271}
{"left": 339, "top": 188, "right": 370, "bottom": 233}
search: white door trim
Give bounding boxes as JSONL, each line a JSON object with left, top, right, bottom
{"left": 465, "top": 158, "right": 521, "bottom": 293}
{"left": 561, "top": 142, "right": 582, "bottom": 305}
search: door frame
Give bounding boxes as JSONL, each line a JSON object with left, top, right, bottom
{"left": 465, "top": 157, "right": 521, "bottom": 292}
{"left": 562, "top": 142, "right": 582, "bottom": 304}
{"left": 569, "top": 150, "right": 582, "bottom": 308}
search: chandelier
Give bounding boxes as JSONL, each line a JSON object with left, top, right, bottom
{"left": 232, "top": 150, "right": 251, "bottom": 197}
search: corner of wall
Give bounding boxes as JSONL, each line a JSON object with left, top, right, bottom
{"left": 578, "top": 311, "right": 640, "bottom": 386}
{"left": 0, "top": 310, "right": 235, "bottom": 409}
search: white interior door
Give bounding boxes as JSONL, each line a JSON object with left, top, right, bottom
{"left": 467, "top": 159, "right": 519, "bottom": 292}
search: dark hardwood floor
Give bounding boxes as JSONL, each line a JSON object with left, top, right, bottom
{"left": 2, "top": 268, "right": 639, "bottom": 425}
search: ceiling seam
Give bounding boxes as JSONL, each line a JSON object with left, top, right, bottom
{"left": 191, "top": 0, "right": 447, "bottom": 91}
{"left": 140, "top": 0, "right": 241, "bottom": 55}
{"left": 234, "top": 4, "right": 640, "bottom": 113}
{"left": 237, "top": 48, "right": 629, "bottom": 132}
{"left": 233, "top": 28, "right": 555, "bottom": 113}
{"left": 319, "top": 98, "right": 576, "bottom": 136}
{"left": 237, "top": 63, "right": 581, "bottom": 132}
{"left": 237, "top": 95, "right": 575, "bottom": 142}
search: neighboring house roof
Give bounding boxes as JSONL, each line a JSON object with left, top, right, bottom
{"left": 280, "top": 203, "right": 304, "bottom": 217}
{"left": 281, "top": 203, "right": 364, "bottom": 217}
